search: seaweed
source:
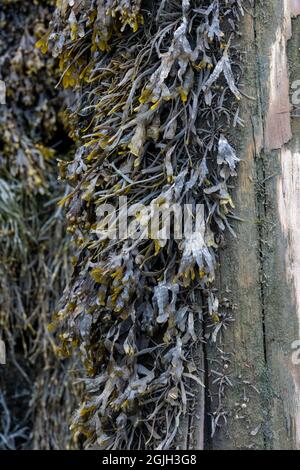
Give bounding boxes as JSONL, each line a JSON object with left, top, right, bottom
{"left": 46, "top": 0, "right": 244, "bottom": 449}
{"left": 0, "top": 0, "right": 80, "bottom": 449}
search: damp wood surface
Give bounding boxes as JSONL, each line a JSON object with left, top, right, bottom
{"left": 207, "top": 0, "right": 300, "bottom": 450}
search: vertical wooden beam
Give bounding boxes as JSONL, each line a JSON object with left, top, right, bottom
{"left": 210, "top": 0, "right": 300, "bottom": 450}
{"left": 208, "top": 4, "right": 267, "bottom": 450}
{"left": 257, "top": 0, "right": 300, "bottom": 449}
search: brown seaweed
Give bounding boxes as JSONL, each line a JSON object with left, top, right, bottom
{"left": 46, "top": 0, "right": 244, "bottom": 449}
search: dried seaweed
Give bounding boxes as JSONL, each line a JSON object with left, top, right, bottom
{"left": 46, "top": 0, "right": 244, "bottom": 449}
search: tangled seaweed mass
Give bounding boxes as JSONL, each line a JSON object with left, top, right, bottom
{"left": 0, "top": 0, "right": 244, "bottom": 449}
{"left": 0, "top": 0, "right": 79, "bottom": 449}
{"left": 37, "top": 0, "right": 245, "bottom": 449}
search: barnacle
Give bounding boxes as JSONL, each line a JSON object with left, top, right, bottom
{"left": 47, "top": 0, "right": 244, "bottom": 449}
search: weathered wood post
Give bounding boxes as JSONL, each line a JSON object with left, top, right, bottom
{"left": 208, "top": 0, "right": 300, "bottom": 450}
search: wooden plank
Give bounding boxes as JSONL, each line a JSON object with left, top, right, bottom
{"left": 208, "top": 5, "right": 267, "bottom": 450}
{"left": 257, "top": 0, "right": 300, "bottom": 449}
{"left": 209, "top": 0, "right": 300, "bottom": 450}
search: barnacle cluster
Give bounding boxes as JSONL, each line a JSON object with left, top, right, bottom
{"left": 0, "top": 0, "right": 79, "bottom": 449}
{"left": 46, "top": 0, "right": 244, "bottom": 449}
